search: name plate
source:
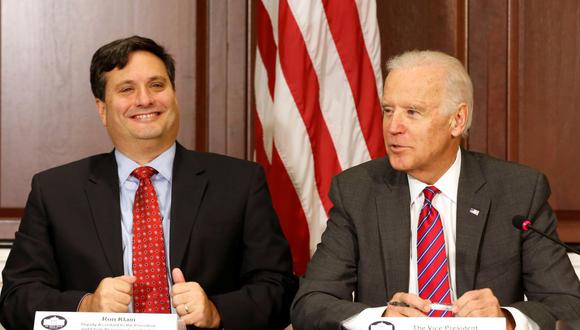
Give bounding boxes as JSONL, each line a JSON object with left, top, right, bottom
{"left": 364, "top": 317, "right": 505, "bottom": 330}
{"left": 34, "top": 311, "right": 179, "bottom": 330}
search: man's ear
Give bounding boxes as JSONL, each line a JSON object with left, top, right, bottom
{"left": 449, "top": 103, "right": 468, "bottom": 137}
{"left": 95, "top": 98, "right": 107, "bottom": 127}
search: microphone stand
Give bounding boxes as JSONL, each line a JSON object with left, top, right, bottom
{"left": 525, "top": 225, "right": 580, "bottom": 255}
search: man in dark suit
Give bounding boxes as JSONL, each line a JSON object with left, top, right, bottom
{"left": 0, "top": 35, "right": 296, "bottom": 330}
{"left": 291, "top": 50, "right": 580, "bottom": 330}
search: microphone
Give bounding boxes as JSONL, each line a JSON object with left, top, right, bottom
{"left": 512, "top": 216, "right": 580, "bottom": 255}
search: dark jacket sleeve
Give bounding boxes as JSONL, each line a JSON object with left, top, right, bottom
{"left": 0, "top": 174, "right": 87, "bottom": 329}
{"left": 510, "top": 173, "right": 580, "bottom": 329}
{"left": 1, "top": 155, "right": 297, "bottom": 330}
{"left": 291, "top": 176, "right": 369, "bottom": 330}
{"left": 208, "top": 165, "right": 297, "bottom": 330}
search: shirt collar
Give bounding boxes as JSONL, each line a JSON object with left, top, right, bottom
{"left": 115, "top": 143, "right": 176, "bottom": 184}
{"left": 408, "top": 148, "right": 462, "bottom": 205}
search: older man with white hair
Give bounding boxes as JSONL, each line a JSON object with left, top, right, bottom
{"left": 291, "top": 50, "right": 580, "bottom": 330}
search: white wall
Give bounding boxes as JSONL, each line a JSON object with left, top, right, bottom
{"left": 569, "top": 253, "right": 580, "bottom": 280}
{"left": 0, "top": 248, "right": 8, "bottom": 287}
{"left": 0, "top": 249, "right": 8, "bottom": 330}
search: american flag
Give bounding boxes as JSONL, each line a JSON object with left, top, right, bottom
{"left": 254, "top": 0, "right": 385, "bottom": 275}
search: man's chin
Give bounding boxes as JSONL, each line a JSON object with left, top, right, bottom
{"left": 128, "top": 127, "right": 164, "bottom": 140}
{"left": 135, "top": 134, "right": 163, "bottom": 140}
{"left": 387, "top": 156, "right": 410, "bottom": 172}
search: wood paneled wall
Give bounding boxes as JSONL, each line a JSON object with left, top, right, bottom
{"left": 376, "top": 0, "right": 467, "bottom": 72}
{"left": 201, "top": 0, "right": 250, "bottom": 158}
{"left": 1, "top": 0, "right": 579, "bottom": 243}
{"left": 513, "top": 1, "right": 580, "bottom": 241}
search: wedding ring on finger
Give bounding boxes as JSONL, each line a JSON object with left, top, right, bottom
{"left": 183, "top": 304, "right": 190, "bottom": 313}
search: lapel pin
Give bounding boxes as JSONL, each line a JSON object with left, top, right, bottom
{"left": 469, "top": 208, "right": 480, "bottom": 216}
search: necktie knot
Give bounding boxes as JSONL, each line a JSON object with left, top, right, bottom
{"left": 423, "top": 186, "right": 440, "bottom": 204}
{"left": 131, "top": 166, "right": 157, "bottom": 181}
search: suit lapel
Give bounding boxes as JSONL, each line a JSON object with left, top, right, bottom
{"left": 455, "top": 150, "right": 490, "bottom": 296}
{"left": 169, "top": 144, "right": 208, "bottom": 269}
{"left": 85, "top": 152, "right": 124, "bottom": 275}
{"left": 376, "top": 169, "right": 411, "bottom": 298}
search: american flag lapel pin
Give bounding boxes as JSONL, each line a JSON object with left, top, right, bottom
{"left": 469, "top": 208, "right": 480, "bottom": 216}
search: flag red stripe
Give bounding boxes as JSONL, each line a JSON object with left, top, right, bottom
{"left": 255, "top": 0, "right": 384, "bottom": 274}
{"left": 256, "top": 0, "right": 277, "bottom": 98}
{"left": 278, "top": 0, "right": 342, "bottom": 213}
{"left": 268, "top": 146, "right": 311, "bottom": 275}
{"left": 255, "top": 1, "right": 311, "bottom": 273}
{"left": 255, "top": 106, "right": 311, "bottom": 274}
{"left": 321, "top": 0, "right": 385, "bottom": 159}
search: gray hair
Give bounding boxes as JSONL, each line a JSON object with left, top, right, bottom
{"left": 386, "top": 50, "right": 473, "bottom": 136}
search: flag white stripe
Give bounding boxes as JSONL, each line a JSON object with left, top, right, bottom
{"left": 286, "top": 0, "right": 372, "bottom": 170}
{"left": 261, "top": 0, "right": 279, "bottom": 46}
{"left": 272, "top": 54, "right": 328, "bottom": 253}
{"left": 258, "top": 0, "right": 328, "bottom": 253}
{"left": 355, "top": 0, "right": 384, "bottom": 100}
{"left": 255, "top": 0, "right": 382, "bottom": 266}
{"left": 254, "top": 51, "right": 274, "bottom": 164}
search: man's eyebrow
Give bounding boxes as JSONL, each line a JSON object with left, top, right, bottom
{"left": 114, "top": 79, "right": 135, "bottom": 86}
{"left": 148, "top": 75, "right": 169, "bottom": 82}
{"left": 112, "top": 76, "right": 168, "bottom": 87}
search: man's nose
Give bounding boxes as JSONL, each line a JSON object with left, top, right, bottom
{"left": 384, "top": 111, "right": 405, "bottom": 134}
{"left": 136, "top": 88, "right": 154, "bottom": 107}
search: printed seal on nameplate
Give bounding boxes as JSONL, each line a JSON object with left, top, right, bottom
{"left": 34, "top": 311, "right": 180, "bottom": 330}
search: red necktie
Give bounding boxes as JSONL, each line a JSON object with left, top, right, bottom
{"left": 417, "top": 186, "right": 452, "bottom": 317}
{"left": 131, "top": 166, "right": 170, "bottom": 313}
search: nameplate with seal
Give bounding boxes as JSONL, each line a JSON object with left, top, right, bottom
{"left": 34, "top": 311, "right": 180, "bottom": 330}
{"left": 363, "top": 317, "right": 505, "bottom": 330}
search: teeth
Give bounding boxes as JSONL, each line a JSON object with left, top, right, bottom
{"left": 133, "top": 113, "right": 157, "bottom": 119}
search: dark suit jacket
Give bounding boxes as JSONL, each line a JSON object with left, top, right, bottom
{"left": 291, "top": 150, "right": 580, "bottom": 330}
{"left": 0, "top": 143, "right": 296, "bottom": 330}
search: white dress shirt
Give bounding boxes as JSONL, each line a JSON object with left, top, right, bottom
{"left": 343, "top": 148, "right": 538, "bottom": 330}
{"left": 116, "top": 143, "right": 176, "bottom": 313}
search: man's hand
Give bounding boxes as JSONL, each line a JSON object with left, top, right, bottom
{"left": 383, "top": 292, "right": 430, "bottom": 317}
{"left": 171, "top": 268, "right": 221, "bottom": 328}
{"left": 78, "top": 275, "right": 136, "bottom": 312}
{"left": 453, "top": 288, "right": 515, "bottom": 330}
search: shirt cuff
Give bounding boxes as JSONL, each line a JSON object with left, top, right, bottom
{"left": 76, "top": 293, "right": 92, "bottom": 311}
{"left": 503, "top": 306, "right": 540, "bottom": 330}
{"left": 342, "top": 306, "right": 387, "bottom": 329}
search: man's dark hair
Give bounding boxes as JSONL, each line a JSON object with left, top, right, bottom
{"left": 90, "top": 35, "right": 176, "bottom": 100}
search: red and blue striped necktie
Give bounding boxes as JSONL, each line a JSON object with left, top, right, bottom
{"left": 417, "top": 186, "right": 452, "bottom": 317}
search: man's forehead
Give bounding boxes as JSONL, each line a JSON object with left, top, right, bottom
{"left": 104, "top": 53, "right": 169, "bottom": 84}
{"left": 386, "top": 64, "right": 446, "bottom": 84}
{"left": 386, "top": 64, "right": 444, "bottom": 91}
{"left": 382, "top": 67, "right": 445, "bottom": 108}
